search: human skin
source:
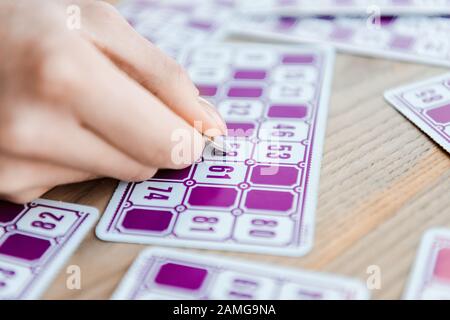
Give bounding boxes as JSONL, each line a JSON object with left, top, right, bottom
{"left": 0, "top": 0, "right": 227, "bottom": 203}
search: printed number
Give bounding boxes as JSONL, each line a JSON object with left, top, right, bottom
{"left": 249, "top": 218, "right": 278, "bottom": 238}
{"left": 31, "top": 221, "right": 56, "bottom": 230}
{"left": 228, "top": 278, "right": 259, "bottom": 299}
{"left": 267, "top": 145, "right": 292, "bottom": 159}
{"left": 206, "top": 165, "right": 234, "bottom": 179}
{"left": 145, "top": 186, "right": 173, "bottom": 201}
{"left": 39, "top": 212, "right": 64, "bottom": 222}
{"left": 228, "top": 104, "right": 250, "bottom": 116}
{"left": 0, "top": 267, "right": 16, "bottom": 288}
{"left": 214, "top": 143, "right": 239, "bottom": 157}
{"left": 31, "top": 211, "right": 65, "bottom": 230}
{"left": 271, "top": 124, "right": 295, "bottom": 138}
{"left": 190, "top": 216, "right": 218, "bottom": 233}
{"left": 416, "top": 89, "right": 442, "bottom": 104}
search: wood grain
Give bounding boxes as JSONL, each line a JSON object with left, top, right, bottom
{"left": 41, "top": 2, "right": 450, "bottom": 300}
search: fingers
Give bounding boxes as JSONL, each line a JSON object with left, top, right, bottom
{"left": 0, "top": 154, "right": 96, "bottom": 191}
{"left": 0, "top": 154, "right": 95, "bottom": 204}
{"left": 0, "top": 187, "right": 51, "bottom": 204}
{"left": 57, "top": 35, "right": 205, "bottom": 169}
{"left": 80, "top": 1, "right": 227, "bottom": 136}
{"left": 0, "top": 104, "right": 159, "bottom": 181}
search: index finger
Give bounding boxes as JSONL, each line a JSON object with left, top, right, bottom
{"left": 81, "top": 1, "right": 227, "bottom": 137}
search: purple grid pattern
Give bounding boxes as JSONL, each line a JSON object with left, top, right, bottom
{"left": 118, "top": 0, "right": 232, "bottom": 58}
{"left": 123, "top": 253, "right": 361, "bottom": 300}
{"left": 416, "top": 236, "right": 450, "bottom": 297}
{"left": 237, "top": 15, "right": 450, "bottom": 67}
{"left": 397, "top": 78, "right": 450, "bottom": 143}
{"left": 101, "top": 44, "right": 330, "bottom": 254}
{"left": 0, "top": 201, "right": 90, "bottom": 299}
{"left": 255, "top": 0, "right": 450, "bottom": 11}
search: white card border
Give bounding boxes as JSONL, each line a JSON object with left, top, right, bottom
{"left": 237, "top": 3, "right": 450, "bottom": 16}
{"left": 96, "top": 43, "right": 336, "bottom": 257}
{"left": 1, "top": 199, "right": 99, "bottom": 299}
{"left": 112, "top": 247, "right": 370, "bottom": 300}
{"left": 226, "top": 17, "right": 450, "bottom": 68}
{"left": 403, "top": 228, "right": 450, "bottom": 300}
{"left": 384, "top": 73, "right": 450, "bottom": 154}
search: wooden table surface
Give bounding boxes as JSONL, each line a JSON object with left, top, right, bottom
{"left": 41, "top": 3, "right": 450, "bottom": 300}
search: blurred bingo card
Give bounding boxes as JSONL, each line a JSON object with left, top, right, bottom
{"left": 96, "top": 43, "right": 335, "bottom": 256}
{"left": 112, "top": 248, "right": 370, "bottom": 299}
{"left": 384, "top": 73, "right": 450, "bottom": 153}
{"left": 238, "top": 0, "right": 450, "bottom": 15}
{"left": 229, "top": 15, "right": 450, "bottom": 67}
{"left": 0, "top": 199, "right": 98, "bottom": 299}
{"left": 116, "top": 0, "right": 235, "bottom": 58}
{"left": 403, "top": 229, "right": 450, "bottom": 300}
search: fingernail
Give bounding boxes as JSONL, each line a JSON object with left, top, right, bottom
{"left": 198, "top": 97, "right": 227, "bottom": 136}
{"left": 206, "top": 135, "right": 234, "bottom": 153}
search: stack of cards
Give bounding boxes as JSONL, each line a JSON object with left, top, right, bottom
{"left": 384, "top": 73, "right": 450, "bottom": 154}
{"left": 228, "top": 15, "right": 450, "bottom": 67}
{"left": 0, "top": 200, "right": 98, "bottom": 299}
{"left": 112, "top": 248, "right": 370, "bottom": 300}
{"left": 117, "top": 0, "right": 234, "bottom": 58}
{"left": 404, "top": 229, "right": 450, "bottom": 299}
{"left": 238, "top": 0, "right": 450, "bottom": 16}
{"left": 96, "top": 43, "right": 335, "bottom": 257}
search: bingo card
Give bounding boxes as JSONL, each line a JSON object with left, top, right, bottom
{"left": 112, "top": 248, "right": 370, "bottom": 300}
{"left": 117, "top": 0, "right": 235, "bottom": 59}
{"left": 238, "top": 0, "right": 450, "bottom": 16}
{"left": 229, "top": 15, "right": 450, "bottom": 67}
{"left": 0, "top": 199, "right": 98, "bottom": 299}
{"left": 384, "top": 73, "right": 450, "bottom": 154}
{"left": 404, "top": 228, "right": 450, "bottom": 300}
{"left": 96, "top": 43, "right": 335, "bottom": 256}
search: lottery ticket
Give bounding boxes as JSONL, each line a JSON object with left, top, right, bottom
{"left": 228, "top": 15, "right": 450, "bottom": 67}
{"left": 96, "top": 43, "right": 335, "bottom": 256}
{"left": 384, "top": 73, "right": 450, "bottom": 153}
{"left": 0, "top": 199, "right": 98, "bottom": 299}
{"left": 112, "top": 248, "right": 370, "bottom": 299}
{"left": 238, "top": 0, "right": 450, "bottom": 16}
{"left": 403, "top": 228, "right": 450, "bottom": 300}
{"left": 116, "top": 0, "right": 235, "bottom": 58}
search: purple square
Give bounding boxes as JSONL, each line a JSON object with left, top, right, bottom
{"left": 268, "top": 105, "right": 308, "bottom": 119}
{"left": 250, "top": 166, "right": 299, "bottom": 186}
{"left": 188, "top": 186, "right": 237, "bottom": 207}
{"left": 390, "top": 35, "right": 414, "bottom": 50}
{"left": 0, "top": 201, "right": 24, "bottom": 224}
{"left": 282, "top": 54, "right": 315, "bottom": 64}
{"left": 233, "top": 70, "right": 267, "bottom": 80}
{"left": 122, "top": 209, "right": 174, "bottom": 232}
{"left": 226, "top": 122, "right": 255, "bottom": 137}
{"left": 279, "top": 0, "right": 296, "bottom": 4}
{"left": 188, "top": 20, "right": 213, "bottom": 30}
{"left": 277, "top": 16, "right": 298, "bottom": 30}
{"left": 335, "top": 0, "right": 352, "bottom": 4}
{"left": 329, "top": 27, "right": 354, "bottom": 41}
{"left": 227, "top": 86, "right": 263, "bottom": 98}
{"left": 379, "top": 16, "right": 397, "bottom": 26}
{"left": 245, "top": 190, "right": 294, "bottom": 211}
{"left": 426, "top": 104, "right": 450, "bottom": 124}
{"left": 391, "top": 0, "right": 411, "bottom": 3}
{"left": 0, "top": 234, "right": 50, "bottom": 261}
{"left": 434, "top": 248, "right": 450, "bottom": 280}
{"left": 153, "top": 166, "right": 192, "bottom": 181}
{"left": 154, "top": 263, "right": 208, "bottom": 290}
{"left": 197, "top": 85, "right": 218, "bottom": 97}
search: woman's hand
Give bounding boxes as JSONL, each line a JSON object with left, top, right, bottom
{"left": 0, "top": 0, "right": 226, "bottom": 203}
